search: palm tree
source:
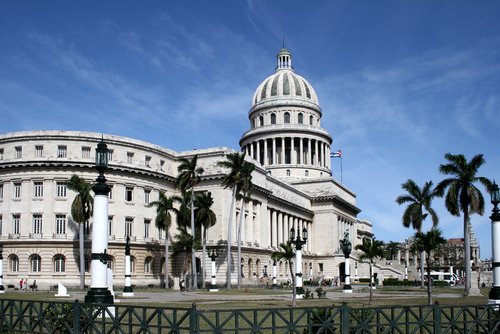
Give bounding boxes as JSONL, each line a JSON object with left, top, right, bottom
{"left": 171, "top": 224, "right": 197, "bottom": 290}
{"left": 67, "top": 175, "right": 93, "bottom": 290}
{"left": 413, "top": 228, "right": 447, "bottom": 305}
{"left": 176, "top": 155, "right": 204, "bottom": 290}
{"left": 195, "top": 191, "right": 217, "bottom": 289}
{"left": 395, "top": 179, "right": 439, "bottom": 288}
{"left": 271, "top": 241, "right": 297, "bottom": 307}
{"left": 217, "top": 152, "right": 255, "bottom": 289}
{"left": 384, "top": 241, "right": 401, "bottom": 262}
{"left": 174, "top": 191, "right": 194, "bottom": 290}
{"left": 148, "top": 192, "right": 177, "bottom": 288}
{"left": 435, "top": 153, "right": 491, "bottom": 295}
{"left": 355, "top": 238, "right": 385, "bottom": 304}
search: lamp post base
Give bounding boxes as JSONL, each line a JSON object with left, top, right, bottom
{"left": 85, "top": 287, "right": 114, "bottom": 304}
{"left": 489, "top": 286, "right": 500, "bottom": 304}
{"left": 208, "top": 284, "right": 218, "bottom": 292}
{"left": 343, "top": 284, "right": 352, "bottom": 293}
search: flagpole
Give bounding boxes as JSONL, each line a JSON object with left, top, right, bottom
{"left": 340, "top": 155, "right": 343, "bottom": 183}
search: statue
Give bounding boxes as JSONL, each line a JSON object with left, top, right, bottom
{"left": 340, "top": 230, "right": 352, "bottom": 258}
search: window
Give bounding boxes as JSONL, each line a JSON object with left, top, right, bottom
{"left": 318, "top": 263, "right": 324, "bottom": 272}
{"left": 84, "top": 220, "right": 90, "bottom": 235}
{"left": 145, "top": 156, "right": 151, "bottom": 167}
{"left": 125, "top": 217, "right": 133, "bottom": 238}
{"left": 286, "top": 170, "right": 290, "bottom": 176}
{"left": 144, "top": 219, "right": 151, "bottom": 238}
{"left": 127, "top": 152, "right": 134, "bottom": 164}
{"left": 82, "top": 146, "right": 91, "bottom": 159}
{"left": 13, "top": 182, "right": 21, "bottom": 198}
{"left": 107, "top": 257, "right": 114, "bottom": 270}
{"left": 309, "top": 115, "right": 314, "bottom": 125}
{"left": 144, "top": 189, "right": 150, "bottom": 204}
{"left": 0, "top": 148, "right": 3, "bottom": 160}
{"left": 15, "top": 146, "right": 22, "bottom": 159}
{"left": 259, "top": 115, "right": 264, "bottom": 126}
{"left": 56, "top": 181, "right": 67, "bottom": 197}
{"left": 108, "top": 216, "right": 113, "bottom": 236}
{"left": 271, "top": 113, "right": 276, "bottom": 124}
{"left": 54, "top": 254, "right": 65, "bottom": 273}
{"left": 144, "top": 257, "right": 153, "bottom": 273}
{"left": 33, "top": 181, "right": 43, "bottom": 197}
{"left": 130, "top": 256, "right": 136, "bottom": 273}
{"left": 160, "top": 160, "right": 165, "bottom": 171}
{"left": 57, "top": 146, "right": 67, "bottom": 158}
{"left": 107, "top": 149, "right": 114, "bottom": 161}
{"left": 298, "top": 113, "right": 303, "bottom": 124}
{"left": 35, "top": 145, "right": 44, "bottom": 158}
{"left": 158, "top": 227, "right": 165, "bottom": 240}
{"left": 125, "top": 187, "right": 133, "bottom": 202}
{"left": 12, "top": 214, "right": 20, "bottom": 235}
{"left": 0, "top": 184, "right": 3, "bottom": 199}
{"left": 32, "top": 214, "right": 43, "bottom": 234}
{"left": 55, "top": 214, "right": 66, "bottom": 235}
{"left": 305, "top": 170, "right": 309, "bottom": 177}
{"left": 0, "top": 214, "right": 2, "bottom": 236}
{"left": 9, "top": 255, "right": 19, "bottom": 272}
{"left": 31, "top": 254, "right": 41, "bottom": 272}
{"left": 284, "top": 112, "right": 290, "bottom": 123}
{"left": 84, "top": 257, "right": 90, "bottom": 273}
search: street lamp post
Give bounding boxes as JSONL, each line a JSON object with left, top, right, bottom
{"left": 272, "top": 260, "right": 278, "bottom": 289}
{"left": 355, "top": 261, "right": 358, "bottom": 282}
{"left": 290, "top": 226, "right": 307, "bottom": 299}
{"left": 123, "top": 236, "right": 134, "bottom": 297}
{"left": 0, "top": 244, "right": 4, "bottom": 293}
{"left": 404, "top": 261, "right": 408, "bottom": 281}
{"left": 263, "top": 265, "right": 268, "bottom": 277}
{"left": 340, "top": 231, "right": 352, "bottom": 293}
{"left": 85, "top": 138, "right": 113, "bottom": 304}
{"left": 489, "top": 181, "right": 500, "bottom": 305}
{"left": 208, "top": 247, "right": 219, "bottom": 292}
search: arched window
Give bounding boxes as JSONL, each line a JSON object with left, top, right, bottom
{"left": 305, "top": 170, "right": 309, "bottom": 176}
{"left": 259, "top": 115, "right": 264, "bottom": 126}
{"left": 9, "top": 254, "right": 19, "bottom": 272}
{"left": 130, "top": 256, "right": 136, "bottom": 273}
{"left": 298, "top": 113, "right": 303, "bottom": 124}
{"left": 271, "top": 113, "right": 276, "bottom": 124}
{"left": 284, "top": 112, "right": 290, "bottom": 123}
{"left": 30, "top": 254, "right": 41, "bottom": 272}
{"left": 54, "top": 254, "right": 65, "bottom": 273}
{"left": 145, "top": 256, "right": 153, "bottom": 274}
{"left": 309, "top": 115, "right": 314, "bottom": 125}
{"left": 286, "top": 170, "right": 291, "bottom": 176}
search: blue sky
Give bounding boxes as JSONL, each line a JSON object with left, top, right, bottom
{"left": 1, "top": 1, "right": 499, "bottom": 258}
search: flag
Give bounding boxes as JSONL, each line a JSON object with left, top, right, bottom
{"left": 331, "top": 150, "right": 342, "bottom": 158}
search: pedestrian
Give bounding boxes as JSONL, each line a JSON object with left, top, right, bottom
{"left": 19, "top": 279, "right": 23, "bottom": 290}
{"left": 24, "top": 278, "right": 28, "bottom": 290}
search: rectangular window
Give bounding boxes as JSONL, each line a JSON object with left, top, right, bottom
{"left": 144, "top": 219, "right": 151, "bottom": 238}
{"left": 125, "top": 217, "right": 133, "bottom": 238}
{"left": 158, "top": 227, "right": 164, "bottom": 240}
{"left": 57, "top": 145, "right": 67, "bottom": 158}
{"left": 12, "top": 214, "right": 20, "bottom": 235}
{"left": 35, "top": 145, "right": 44, "bottom": 158}
{"left": 108, "top": 216, "right": 113, "bottom": 236}
{"left": 145, "top": 156, "right": 151, "bottom": 167}
{"left": 144, "top": 189, "right": 150, "bottom": 204}
{"left": 160, "top": 160, "right": 165, "bottom": 171}
{"left": 82, "top": 146, "right": 91, "bottom": 159}
{"left": 32, "top": 214, "right": 42, "bottom": 234}
{"left": 108, "top": 149, "right": 114, "bottom": 161}
{"left": 33, "top": 181, "right": 43, "bottom": 197}
{"left": 56, "top": 181, "right": 67, "bottom": 197}
{"left": 0, "top": 148, "right": 3, "bottom": 160}
{"left": 55, "top": 214, "right": 66, "bottom": 235}
{"left": 13, "top": 182, "right": 21, "bottom": 198}
{"left": 125, "top": 187, "right": 133, "bottom": 202}
{"left": 15, "top": 146, "right": 22, "bottom": 159}
{"left": 0, "top": 184, "right": 3, "bottom": 199}
{"left": 127, "top": 152, "right": 134, "bottom": 164}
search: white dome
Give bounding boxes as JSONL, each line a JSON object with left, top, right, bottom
{"left": 252, "top": 48, "right": 319, "bottom": 108}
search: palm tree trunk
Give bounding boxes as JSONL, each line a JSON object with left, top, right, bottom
{"left": 426, "top": 254, "right": 432, "bottom": 305}
{"left": 165, "top": 232, "right": 169, "bottom": 288}
{"left": 289, "top": 260, "right": 296, "bottom": 307}
{"left": 79, "top": 223, "right": 85, "bottom": 289}
{"left": 464, "top": 211, "right": 471, "bottom": 295}
{"left": 237, "top": 195, "right": 246, "bottom": 289}
{"left": 420, "top": 250, "right": 425, "bottom": 289}
{"left": 369, "top": 263, "right": 373, "bottom": 304}
{"left": 190, "top": 188, "right": 197, "bottom": 291}
{"left": 202, "top": 225, "right": 206, "bottom": 289}
{"left": 226, "top": 188, "right": 236, "bottom": 289}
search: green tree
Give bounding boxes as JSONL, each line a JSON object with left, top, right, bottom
{"left": 271, "top": 241, "right": 297, "bottom": 307}
{"left": 435, "top": 153, "right": 491, "bottom": 295}
{"left": 176, "top": 155, "right": 204, "bottom": 290}
{"left": 217, "top": 152, "right": 255, "bottom": 289}
{"left": 148, "top": 192, "right": 177, "bottom": 288}
{"left": 413, "top": 228, "right": 447, "bottom": 305}
{"left": 355, "top": 238, "right": 385, "bottom": 304}
{"left": 171, "top": 224, "right": 199, "bottom": 290}
{"left": 195, "top": 191, "right": 217, "bottom": 289}
{"left": 67, "top": 175, "right": 93, "bottom": 290}
{"left": 396, "top": 179, "right": 439, "bottom": 288}
{"left": 384, "top": 241, "right": 401, "bottom": 261}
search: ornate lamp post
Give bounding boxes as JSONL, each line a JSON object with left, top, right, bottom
{"left": 340, "top": 231, "right": 352, "bottom": 293}
{"left": 272, "top": 260, "right": 278, "bottom": 289}
{"left": 85, "top": 138, "right": 113, "bottom": 304}
{"left": 123, "top": 236, "right": 134, "bottom": 297}
{"left": 489, "top": 181, "right": 500, "bottom": 304}
{"left": 0, "top": 244, "right": 4, "bottom": 293}
{"left": 208, "top": 247, "right": 219, "bottom": 292}
{"left": 290, "top": 226, "right": 307, "bottom": 299}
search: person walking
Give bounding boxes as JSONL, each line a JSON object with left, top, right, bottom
{"left": 19, "top": 279, "right": 23, "bottom": 290}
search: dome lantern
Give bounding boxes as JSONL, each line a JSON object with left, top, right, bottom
{"left": 276, "top": 48, "right": 292, "bottom": 71}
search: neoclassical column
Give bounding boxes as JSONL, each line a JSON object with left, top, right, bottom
{"left": 272, "top": 138, "right": 276, "bottom": 165}
{"left": 250, "top": 142, "right": 254, "bottom": 160}
{"left": 299, "top": 138, "right": 304, "bottom": 165}
{"left": 271, "top": 210, "right": 277, "bottom": 248}
{"left": 256, "top": 140, "right": 261, "bottom": 164}
{"left": 290, "top": 137, "right": 295, "bottom": 164}
{"left": 277, "top": 212, "right": 282, "bottom": 245}
{"left": 281, "top": 137, "right": 285, "bottom": 165}
{"left": 315, "top": 140, "right": 319, "bottom": 166}
{"left": 264, "top": 139, "right": 269, "bottom": 166}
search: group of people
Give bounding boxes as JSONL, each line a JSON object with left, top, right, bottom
{"left": 19, "top": 278, "right": 37, "bottom": 291}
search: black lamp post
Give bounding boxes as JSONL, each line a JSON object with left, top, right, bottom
{"left": 208, "top": 247, "right": 219, "bottom": 292}
{"left": 290, "top": 226, "right": 308, "bottom": 298}
{"left": 340, "top": 231, "right": 352, "bottom": 293}
{"left": 489, "top": 181, "right": 500, "bottom": 305}
{"left": 263, "top": 265, "right": 268, "bottom": 277}
{"left": 85, "top": 138, "right": 113, "bottom": 304}
{"left": 0, "top": 244, "right": 4, "bottom": 293}
{"left": 123, "top": 236, "right": 134, "bottom": 296}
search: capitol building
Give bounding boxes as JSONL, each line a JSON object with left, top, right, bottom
{"left": 0, "top": 48, "right": 383, "bottom": 290}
